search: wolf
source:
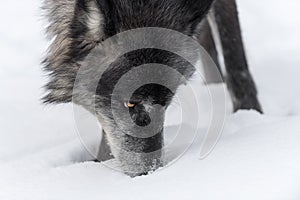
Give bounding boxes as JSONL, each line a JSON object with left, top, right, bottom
{"left": 42, "top": 0, "right": 262, "bottom": 176}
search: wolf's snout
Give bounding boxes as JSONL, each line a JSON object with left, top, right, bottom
{"left": 110, "top": 129, "right": 164, "bottom": 176}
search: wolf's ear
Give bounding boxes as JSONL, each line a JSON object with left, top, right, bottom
{"left": 42, "top": 0, "right": 105, "bottom": 103}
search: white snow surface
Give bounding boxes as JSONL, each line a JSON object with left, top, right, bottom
{"left": 1, "top": 0, "right": 300, "bottom": 199}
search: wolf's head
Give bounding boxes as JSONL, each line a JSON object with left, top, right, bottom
{"left": 43, "top": 0, "right": 213, "bottom": 176}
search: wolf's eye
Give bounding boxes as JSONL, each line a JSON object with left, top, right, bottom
{"left": 124, "top": 102, "right": 136, "bottom": 108}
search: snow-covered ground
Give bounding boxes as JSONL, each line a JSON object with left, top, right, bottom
{"left": 1, "top": 0, "right": 300, "bottom": 199}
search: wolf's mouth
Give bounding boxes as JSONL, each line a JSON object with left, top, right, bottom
{"left": 108, "top": 129, "right": 164, "bottom": 176}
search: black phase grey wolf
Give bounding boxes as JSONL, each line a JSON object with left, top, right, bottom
{"left": 43, "top": 0, "right": 262, "bottom": 176}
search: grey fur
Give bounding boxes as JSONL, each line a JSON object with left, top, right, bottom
{"left": 42, "top": 0, "right": 105, "bottom": 103}
{"left": 42, "top": 0, "right": 262, "bottom": 176}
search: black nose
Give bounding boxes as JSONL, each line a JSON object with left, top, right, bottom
{"left": 135, "top": 110, "right": 151, "bottom": 126}
{"left": 129, "top": 105, "right": 151, "bottom": 127}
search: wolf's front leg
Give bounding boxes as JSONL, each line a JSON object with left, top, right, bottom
{"left": 212, "top": 0, "right": 263, "bottom": 113}
{"left": 96, "top": 130, "right": 114, "bottom": 162}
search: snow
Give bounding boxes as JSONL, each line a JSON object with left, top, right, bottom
{"left": 1, "top": 0, "right": 300, "bottom": 199}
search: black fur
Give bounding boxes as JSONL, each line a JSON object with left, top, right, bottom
{"left": 213, "top": 0, "right": 262, "bottom": 112}
{"left": 43, "top": 0, "right": 262, "bottom": 176}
